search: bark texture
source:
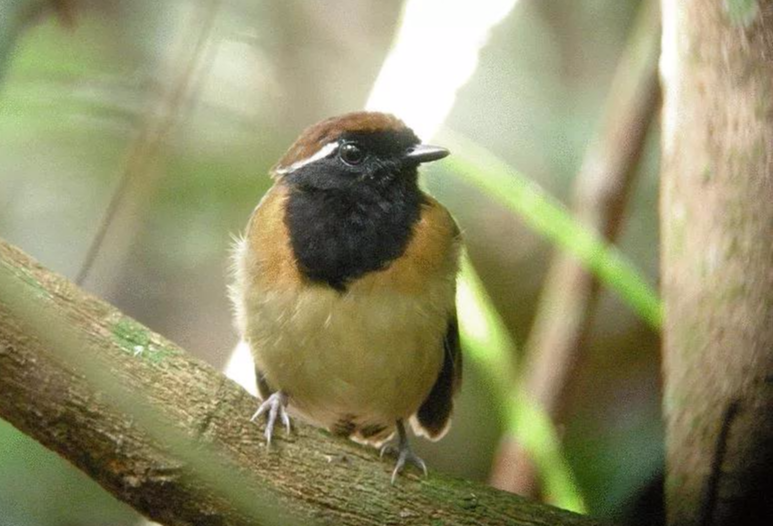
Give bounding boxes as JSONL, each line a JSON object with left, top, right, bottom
{"left": 660, "top": 1, "right": 773, "bottom": 525}
{"left": 0, "top": 238, "right": 602, "bottom": 526}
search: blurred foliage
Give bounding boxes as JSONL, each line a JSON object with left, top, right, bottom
{"left": 457, "top": 254, "right": 586, "bottom": 512}
{"left": 724, "top": 0, "right": 760, "bottom": 27}
{"left": 0, "top": 0, "right": 662, "bottom": 524}
{"left": 0, "top": 420, "right": 139, "bottom": 526}
{"left": 442, "top": 131, "right": 661, "bottom": 329}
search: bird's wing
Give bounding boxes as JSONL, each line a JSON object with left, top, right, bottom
{"left": 411, "top": 312, "right": 463, "bottom": 441}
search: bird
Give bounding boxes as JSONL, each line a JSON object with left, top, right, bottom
{"left": 230, "top": 111, "right": 462, "bottom": 482}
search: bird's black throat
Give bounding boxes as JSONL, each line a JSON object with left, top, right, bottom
{"left": 284, "top": 179, "right": 423, "bottom": 291}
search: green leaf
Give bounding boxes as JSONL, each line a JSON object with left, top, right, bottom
{"left": 457, "top": 254, "right": 587, "bottom": 513}
{"left": 442, "top": 131, "right": 662, "bottom": 330}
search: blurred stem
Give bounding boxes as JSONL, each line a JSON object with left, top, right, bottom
{"left": 75, "top": 0, "right": 220, "bottom": 287}
{"left": 458, "top": 254, "right": 586, "bottom": 513}
{"left": 486, "top": 0, "right": 662, "bottom": 499}
{"left": 0, "top": 237, "right": 601, "bottom": 526}
{"left": 0, "top": 0, "right": 73, "bottom": 88}
{"left": 0, "top": 0, "right": 42, "bottom": 87}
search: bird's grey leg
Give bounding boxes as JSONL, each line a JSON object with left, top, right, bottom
{"left": 250, "top": 391, "right": 291, "bottom": 445}
{"left": 380, "top": 420, "right": 428, "bottom": 484}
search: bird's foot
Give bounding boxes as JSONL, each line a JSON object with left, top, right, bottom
{"left": 388, "top": 443, "right": 428, "bottom": 484}
{"left": 250, "top": 391, "right": 291, "bottom": 446}
{"left": 380, "top": 421, "right": 428, "bottom": 484}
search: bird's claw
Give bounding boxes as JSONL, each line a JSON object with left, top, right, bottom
{"left": 381, "top": 421, "right": 428, "bottom": 484}
{"left": 390, "top": 445, "right": 428, "bottom": 484}
{"left": 250, "top": 391, "right": 291, "bottom": 446}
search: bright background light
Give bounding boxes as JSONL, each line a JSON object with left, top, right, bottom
{"left": 366, "top": 0, "right": 519, "bottom": 140}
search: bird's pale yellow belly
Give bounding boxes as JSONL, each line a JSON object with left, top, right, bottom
{"left": 241, "top": 278, "right": 450, "bottom": 441}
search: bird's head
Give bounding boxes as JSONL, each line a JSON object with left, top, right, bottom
{"left": 271, "top": 112, "right": 449, "bottom": 192}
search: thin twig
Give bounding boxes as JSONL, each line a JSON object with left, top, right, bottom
{"left": 489, "top": 0, "right": 662, "bottom": 497}
{"left": 0, "top": 1, "right": 37, "bottom": 87}
{"left": 75, "top": 0, "right": 221, "bottom": 286}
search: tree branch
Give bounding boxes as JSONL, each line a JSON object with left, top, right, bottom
{"left": 0, "top": 237, "right": 602, "bottom": 526}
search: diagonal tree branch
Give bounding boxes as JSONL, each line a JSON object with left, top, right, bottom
{"left": 0, "top": 237, "right": 603, "bottom": 526}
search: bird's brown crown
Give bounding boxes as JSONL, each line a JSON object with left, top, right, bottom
{"left": 272, "top": 112, "right": 411, "bottom": 176}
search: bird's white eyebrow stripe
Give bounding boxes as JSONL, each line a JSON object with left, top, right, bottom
{"left": 275, "top": 141, "right": 339, "bottom": 175}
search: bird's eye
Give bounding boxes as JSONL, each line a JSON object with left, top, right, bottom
{"left": 339, "top": 142, "right": 365, "bottom": 166}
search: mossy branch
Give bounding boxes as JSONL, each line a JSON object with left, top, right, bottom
{"left": 0, "top": 238, "right": 603, "bottom": 526}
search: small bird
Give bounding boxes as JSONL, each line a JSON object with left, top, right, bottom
{"left": 230, "top": 111, "right": 462, "bottom": 481}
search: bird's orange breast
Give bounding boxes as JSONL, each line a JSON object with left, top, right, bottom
{"left": 242, "top": 185, "right": 303, "bottom": 288}
{"left": 243, "top": 184, "right": 460, "bottom": 295}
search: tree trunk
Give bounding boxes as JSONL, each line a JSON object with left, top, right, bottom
{"left": 660, "top": 1, "right": 773, "bottom": 525}
{"left": 0, "top": 238, "right": 602, "bottom": 526}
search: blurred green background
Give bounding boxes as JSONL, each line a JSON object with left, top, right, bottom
{"left": 0, "top": 0, "right": 661, "bottom": 524}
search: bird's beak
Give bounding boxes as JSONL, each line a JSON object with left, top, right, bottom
{"left": 404, "top": 144, "right": 450, "bottom": 164}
